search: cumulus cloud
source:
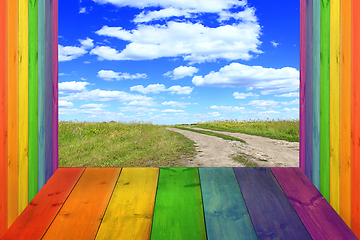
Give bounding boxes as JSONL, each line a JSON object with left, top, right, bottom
{"left": 79, "top": 7, "right": 87, "bottom": 13}
{"left": 119, "top": 106, "right": 158, "bottom": 112}
{"left": 283, "top": 108, "right": 299, "bottom": 112}
{"left": 233, "top": 92, "right": 259, "bottom": 99}
{"left": 130, "top": 84, "right": 193, "bottom": 95}
{"left": 97, "top": 70, "right": 147, "bottom": 81}
{"left": 127, "top": 100, "right": 158, "bottom": 107}
{"left": 168, "top": 85, "right": 193, "bottom": 95}
{"left": 59, "top": 81, "right": 90, "bottom": 94}
{"left": 80, "top": 103, "right": 108, "bottom": 108}
{"left": 281, "top": 99, "right": 299, "bottom": 105}
{"left": 247, "top": 100, "right": 279, "bottom": 109}
{"left": 210, "top": 105, "right": 245, "bottom": 112}
{"left": 162, "top": 109, "right": 185, "bottom": 113}
{"left": 164, "top": 66, "right": 198, "bottom": 80}
{"left": 275, "top": 92, "right": 299, "bottom": 97}
{"left": 58, "top": 45, "right": 87, "bottom": 62}
{"left": 134, "top": 8, "right": 194, "bottom": 23}
{"left": 161, "top": 101, "right": 190, "bottom": 108}
{"left": 59, "top": 100, "right": 74, "bottom": 108}
{"left": 271, "top": 40, "right": 280, "bottom": 47}
{"left": 192, "top": 63, "right": 299, "bottom": 94}
{"left": 79, "top": 37, "right": 94, "bottom": 49}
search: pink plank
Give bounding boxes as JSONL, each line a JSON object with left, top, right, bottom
{"left": 271, "top": 167, "right": 357, "bottom": 240}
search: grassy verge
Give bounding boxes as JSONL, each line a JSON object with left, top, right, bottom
{"left": 59, "top": 121, "right": 195, "bottom": 167}
{"left": 173, "top": 126, "right": 246, "bottom": 143}
{"left": 187, "top": 119, "right": 299, "bottom": 142}
{"left": 232, "top": 153, "right": 259, "bottom": 167}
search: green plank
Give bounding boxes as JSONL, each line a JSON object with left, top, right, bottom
{"left": 150, "top": 168, "right": 206, "bottom": 240}
{"left": 28, "top": 0, "right": 38, "bottom": 203}
{"left": 320, "top": 0, "right": 330, "bottom": 201}
{"left": 199, "top": 168, "right": 257, "bottom": 240}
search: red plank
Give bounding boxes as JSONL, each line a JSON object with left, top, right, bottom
{"left": 1, "top": 168, "right": 85, "bottom": 240}
{"left": 271, "top": 167, "right": 358, "bottom": 240}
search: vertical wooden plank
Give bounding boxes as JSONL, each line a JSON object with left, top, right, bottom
{"left": 198, "top": 168, "right": 257, "bottom": 240}
{"left": 38, "top": 0, "right": 46, "bottom": 190}
{"left": 7, "top": 0, "right": 19, "bottom": 228}
{"left": 28, "top": 0, "right": 38, "bottom": 203}
{"left": 18, "top": 0, "right": 29, "bottom": 214}
{"left": 300, "top": 0, "right": 306, "bottom": 173}
{"left": 95, "top": 168, "right": 159, "bottom": 240}
{"left": 2, "top": 168, "right": 85, "bottom": 240}
{"left": 271, "top": 167, "right": 358, "bottom": 240}
{"left": 305, "top": 0, "right": 313, "bottom": 182}
{"left": 340, "top": 0, "right": 352, "bottom": 227}
{"left": 320, "top": 0, "right": 330, "bottom": 202}
{"left": 150, "top": 168, "right": 207, "bottom": 240}
{"left": 312, "top": 0, "right": 321, "bottom": 190}
{"left": 42, "top": 168, "right": 121, "bottom": 240}
{"left": 52, "top": 0, "right": 58, "bottom": 173}
{"left": 352, "top": 0, "right": 360, "bottom": 236}
{"left": 45, "top": 0, "right": 53, "bottom": 182}
{"left": 233, "top": 167, "right": 312, "bottom": 240}
{"left": 329, "top": 0, "right": 341, "bottom": 213}
{"left": 0, "top": 0, "right": 7, "bottom": 236}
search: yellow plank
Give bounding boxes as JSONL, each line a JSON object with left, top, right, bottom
{"left": 95, "top": 168, "right": 159, "bottom": 240}
{"left": 329, "top": 0, "right": 340, "bottom": 213}
{"left": 18, "top": 0, "right": 29, "bottom": 213}
{"left": 340, "top": 0, "right": 352, "bottom": 227}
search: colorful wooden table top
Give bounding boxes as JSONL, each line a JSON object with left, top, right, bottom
{"left": 2, "top": 167, "right": 357, "bottom": 240}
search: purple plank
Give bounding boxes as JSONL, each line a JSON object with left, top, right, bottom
{"left": 271, "top": 167, "right": 358, "bottom": 240}
{"left": 300, "top": 0, "right": 306, "bottom": 172}
{"left": 233, "top": 168, "right": 312, "bottom": 240}
{"left": 52, "top": 0, "right": 58, "bottom": 172}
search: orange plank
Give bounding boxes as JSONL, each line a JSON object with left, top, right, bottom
{"left": 7, "top": 0, "right": 19, "bottom": 228}
{"left": 42, "top": 168, "right": 121, "bottom": 240}
{"left": 0, "top": 0, "right": 7, "bottom": 236}
{"left": 2, "top": 168, "right": 85, "bottom": 240}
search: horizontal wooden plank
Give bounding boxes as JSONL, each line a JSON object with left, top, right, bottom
{"left": 2, "top": 168, "right": 85, "bottom": 240}
{"left": 42, "top": 168, "right": 121, "bottom": 240}
{"left": 271, "top": 167, "right": 358, "bottom": 239}
{"left": 233, "top": 167, "right": 312, "bottom": 239}
{"left": 199, "top": 167, "right": 257, "bottom": 240}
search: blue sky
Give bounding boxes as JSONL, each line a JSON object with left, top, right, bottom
{"left": 58, "top": 0, "right": 299, "bottom": 125}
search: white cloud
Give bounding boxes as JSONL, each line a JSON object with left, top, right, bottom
{"left": 119, "top": 106, "right": 158, "bottom": 112}
{"left": 59, "top": 81, "right": 90, "bottom": 94}
{"left": 168, "top": 85, "right": 193, "bottom": 95}
{"left": 209, "top": 112, "right": 221, "bottom": 117}
{"left": 59, "top": 100, "right": 74, "bottom": 108}
{"left": 271, "top": 40, "right": 280, "bottom": 47}
{"left": 79, "top": 7, "right": 87, "bottom": 13}
{"left": 127, "top": 100, "right": 158, "bottom": 107}
{"left": 162, "top": 109, "right": 185, "bottom": 113}
{"left": 79, "top": 37, "right": 94, "bottom": 49}
{"left": 210, "top": 105, "right": 245, "bottom": 112}
{"left": 283, "top": 108, "right": 299, "bottom": 112}
{"left": 164, "top": 66, "right": 198, "bottom": 80}
{"left": 97, "top": 70, "right": 147, "bottom": 81}
{"left": 134, "top": 8, "right": 194, "bottom": 23}
{"left": 233, "top": 92, "right": 259, "bottom": 99}
{"left": 58, "top": 45, "right": 87, "bottom": 62}
{"left": 247, "top": 100, "right": 279, "bottom": 109}
{"left": 80, "top": 103, "right": 108, "bottom": 108}
{"left": 275, "top": 92, "right": 299, "bottom": 97}
{"left": 58, "top": 73, "right": 68, "bottom": 76}
{"left": 192, "top": 63, "right": 299, "bottom": 94}
{"left": 161, "top": 101, "right": 190, "bottom": 108}
{"left": 130, "top": 84, "right": 193, "bottom": 95}
{"left": 93, "top": 20, "right": 261, "bottom": 63}
{"left": 259, "top": 110, "right": 280, "bottom": 114}
{"left": 281, "top": 99, "right": 299, "bottom": 105}
{"left": 218, "top": 7, "right": 257, "bottom": 22}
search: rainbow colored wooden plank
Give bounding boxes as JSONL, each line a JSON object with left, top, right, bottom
{"left": 53, "top": 0, "right": 58, "bottom": 173}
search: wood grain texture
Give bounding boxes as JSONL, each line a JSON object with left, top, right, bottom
{"left": 1, "top": 168, "right": 85, "bottom": 240}
{"left": 0, "top": 0, "right": 7, "bottom": 236}
{"left": 329, "top": 0, "right": 341, "bottom": 213}
{"left": 18, "top": 0, "right": 29, "bottom": 214}
{"left": 320, "top": 0, "right": 330, "bottom": 202}
{"left": 38, "top": 0, "right": 46, "bottom": 190}
{"left": 28, "top": 0, "right": 38, "bottom": 203}
{"left": 150, "top": 168, "right": 206, "bottom": 240}
{"left": 95, "top": 168, "right": 159, "bottom": 240}
{"left": 271, "top": 167, "right": 358, "bottom": 240}
{"left": 352, "top": 0, "right": 360, "bottom": 236}
{"left": 312, "top": 0, "right": 321, "bottom": 190}
{"left": 45, "top": 0, "right": 53, "bottom": 182}
{"left": 7, "top": 0, "right": 19, "bottom": 228}
{"left": 305, "top": 0, "right": 313, "bottom": 182}
{"left": 42, "top": 168, "right": 121, "bottom": 240}
{"left": 300, "top": 0, "right": 306, "bottom": 173}
{"left": 52, "top": 0, "right": 58, "bottom": 173}
{"left": 198, "top": 168, "right": 257, "bottom": 240}
{"left": 233, "top": 167, "right": 312, "bottom": 240}
{"left": 340, "top": 0, "right": 352, "bottom": 227}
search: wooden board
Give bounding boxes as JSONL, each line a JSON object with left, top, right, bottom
{"left": 95, "top": 168, "right": 159, "bottom": 240}
{"left": 52, "top": 0, "right": 58, "bottom": 173}
{"left": 42, "top": 168, "right": 121, "bottom": 240}
{"left": 352, "top": 0, "right": 360, "bottom": 236}
{"left": 0, "top": 0, "right": 7, "bottom": 236}
{"left": 28, "top": 0, "right": 38, "bottom": 203}
{"left": 2, "top": 168, "right": 85, "bottom": 240}
{"left": 340, "top": 0, "right": 352, "bottom": 227}
{"left": 312, "top": 0, "right": 321, "bottom": 190}
{"left": 150, "top": 168, "right": 206, "bottom": 240}
{"left": 271, "top": 167, "right": 358, "bottom": 239}
{"left": 305, "top": 0, "right": 313, "bottom": 182}
{"left": 233, "top": 167, "right": 312, "bottom": 239}
{"left": 329, "top": 0, "right": 341, "bottom": 213}
{"left": 299, "top": 0, "right": 306, "bottom": 172}
{"left": 38, "top": 0, "right": 46, "bottom": 190}
{"left": 7, "top": 0, "right": 19, "bottom": 228}
{"left": 320, "top": 0, "right": 330, "bottom": 202}
{"left": 18, "top": 0, "right": 29, "bottom": 214}
{"left": 45, "top": 0, "right": 53, "bottom": 182}
{"left": 198, "top": 168, "right": 257, "bottom": 240}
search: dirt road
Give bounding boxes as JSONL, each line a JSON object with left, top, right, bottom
{"left": 167, "top": 127, "right": 299, "bottom": 167}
